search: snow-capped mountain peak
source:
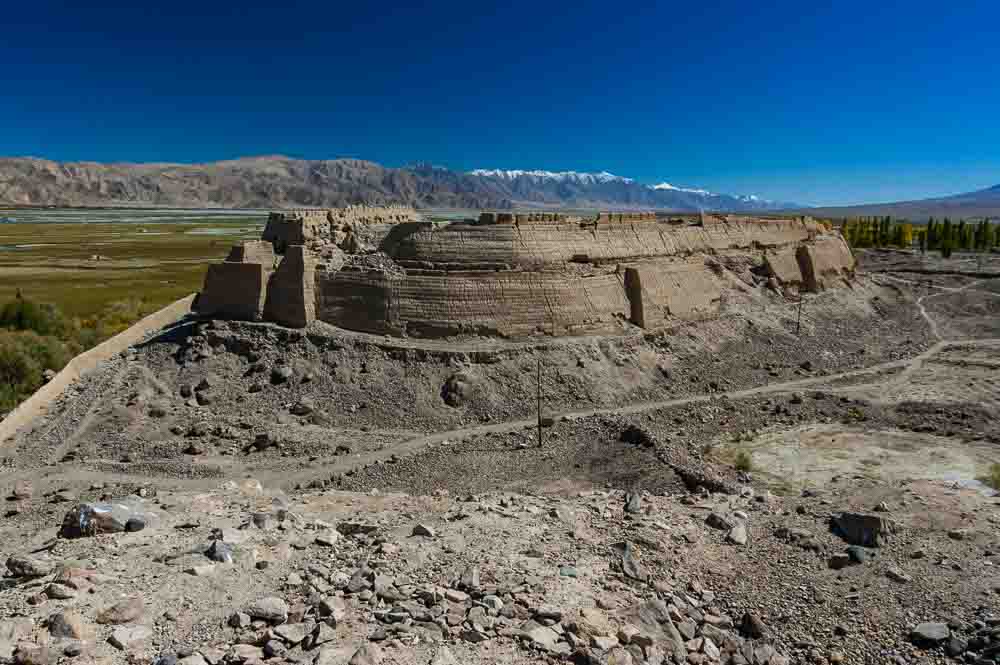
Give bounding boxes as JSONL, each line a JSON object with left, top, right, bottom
{"left": 462, "top": 167, "right": 791, "bottom": 210}
{"left": 468, "top": 169, "right": 634, "bottom": 185}
{"left": 652, "top": 182, "right": 714, "bottom": 196}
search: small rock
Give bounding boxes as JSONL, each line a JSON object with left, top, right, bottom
{"left": 412, "top": 524, "right": 435, "bottom": 538}
{"left": 246, "top": 596, "right": 289, "bottom": 623}
{"left": 741, "top": 612, "right": 767, "bottom": 639}
{"left": 108, "top": 625, "right": 152, "bottom": 651}
{"left": 886, "top": 567, "right": 912, "bottom": 583}
{"left": 11, "top": 480, "right": 33, "bottom": 500}
{"left": 911, "top": 622, "right": 950, "bottom": 644}
{"left": 348, "top": 644, "right": 382, "bottom": 665}
{"left": 6, "top": 556, "right": 53, "bottom": 578}
{"left": 315, "top": 530, "right": 340, "bottom": 547}
{"left": 48, "top": 612, "right": 92, "bottom": 641}
{"left": 96, "top": 597, "right": 144, "bottom": 625}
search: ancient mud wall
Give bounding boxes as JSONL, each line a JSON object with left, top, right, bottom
{"left": 318, "top": 269, "right": 629, "bottom": 338}
{"left": 797, "top": 235, "right": 856, "bottom": 291}
{"left": 197, "top": 207, "right": 855, "bottom": 338}
{"left": 624, "top": 260, "right": 725, "bottom": 328}
{"left": 263, "top": 206, "right": 421, "bottom": 254}
{"left": 263, "top": 246, "right": 317, "bottom": 328}
{"left": 386, "top": 218, "right": 821, "bottom": 269}
{"left": 197, "top": 263, "right": 270, "bottom": 321}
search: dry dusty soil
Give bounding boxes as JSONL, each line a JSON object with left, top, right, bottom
{"left": 2, "top": 249, "right": 1000, "bottom": 665}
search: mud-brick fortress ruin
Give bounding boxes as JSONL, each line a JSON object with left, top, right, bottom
{"left": 195, "top": 205, "right": 856, "bottom": 337}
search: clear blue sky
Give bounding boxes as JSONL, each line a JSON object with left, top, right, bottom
{"left": 2, "top": 0, "right": 998, "bottom": 205}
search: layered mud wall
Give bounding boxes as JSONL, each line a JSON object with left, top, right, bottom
{"left": 387, "top": 218, "right": 821, "bottom": 269}
{"left": 318, "top": 269, "right": 629, "bottom": 337}
{"left": 197, "top": 263, "right": 269, "bottom": 321}
{"left": 797, "top": 235, "right": 856, "bottom": 291}
{"left": 764, "top": 247, "right": 804, "bottom": 287}
{"left": 197, "top": 208, "right": 855, "bottom": 337}
{"left": 263, "top": 207, "right": 421, "bottom": 254}
{"left": 264, "top": 246, "right": 317, "bottom": 328}
{"left": 624, "top": 260, "right": 725, "bottom": 328}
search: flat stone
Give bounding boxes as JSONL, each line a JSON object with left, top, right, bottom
{"left": 97, "top": 597, "right": 144, "bottom": 625}
{"left": 108, "top": 625, "right": 152, "bottom": 651}
{"left": 832, "top": 513, "right": 896, "bottom": 547}
{"left": 348, "top": 644, "right": 382, "bottom": 665}
{"left": 6, "top": 556, "right": 53, "bottom": 578}
{"left": 315, "top": 530, "right": 340, "bottom": 547}
{"left": 520, "top": 621, "right": 563, "bottom": 652}
{"left": 886, "top": 567, "right": 912, "bottom": 583}
{"left": 274, "top": 622, "right": 310, "bottom": 645}
{"left": 412, "top": 524, "right": 435, "bottom": 538}
{"left": 430, "top": 647, "right": 459, "bottom": 665}
{"left": 911, "top": 622, "right": 950, "bottom": 643}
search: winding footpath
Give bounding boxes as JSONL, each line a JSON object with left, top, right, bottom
{"left": 9, "top": 278, "right": 1000, "bottom": 491}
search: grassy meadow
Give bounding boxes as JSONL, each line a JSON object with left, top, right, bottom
{"left": 0, "top": 209, "right": 265, "bottom": 411}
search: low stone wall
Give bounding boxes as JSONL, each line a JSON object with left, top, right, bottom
{"left": 0, "top": 295, "right": 195, "bottom": 445}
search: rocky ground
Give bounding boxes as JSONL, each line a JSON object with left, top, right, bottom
{"left": 2, "top": 250, "right": 1000, "bottom": 665}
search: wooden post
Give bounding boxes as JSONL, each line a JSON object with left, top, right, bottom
{"left": 537, "top": 357, "right": 543, "bottom": 448}
{"left": 796, "top": 295, "right": 804, "bottom": 336}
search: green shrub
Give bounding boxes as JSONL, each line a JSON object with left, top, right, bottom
{"left": 734, "top": 450, "right": 754, "bottom": 472}
{"left": 0, "top": 340, "right": 41, "bottom": 392}
{"left": 981, "top": 463, "right": 1000, "bottom": 491}
{"left": 0, "top": 298, "right": 68, "bottom": 336}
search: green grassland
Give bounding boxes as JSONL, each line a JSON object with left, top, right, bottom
{"left": 0, "top": 219, "right": 263, "bottom": 316}
{"left": 0, "top": 214, "right": 264, "bottom": 411}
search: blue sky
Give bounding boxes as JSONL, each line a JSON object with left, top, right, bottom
{"left": 2, "top": 0, "right": 998, "bottom": 205}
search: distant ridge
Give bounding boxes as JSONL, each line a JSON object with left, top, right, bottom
{"left": 795, "top": 184, "right": 1000, "bottom": 221}
{"left": 0, "top": 156, "right": 794, "bottom": 211}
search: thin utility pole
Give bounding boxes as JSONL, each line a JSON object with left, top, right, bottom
{"left": 796, "top": 295, "right": 804, "bottom": 336}
{"left": 536, "top": 358, "right": 543, "bottom": 448}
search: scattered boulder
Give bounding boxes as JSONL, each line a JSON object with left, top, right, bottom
{"left": 48, "top": 612, "right": 92, "bottom": 641}
{"left": 246, "top": 597, "right": 289, "bottom": 624}
{"left": 96, "top": 597, "right": 144, "bottom": 625}
{"left": 911, "top": 622, "right": 950, "bottom": 644}
{"left": 831, "top": 512, "right": 896, "bottom": 547}
{"left": 290, "top": 398, "right": 315, "bottom": 416}
{"left": 60, "top": 500, "right": 155, "bottom": 538}
{"left": 270, "top": 366, "right": 293, "bottom": 384}
{"left": 108, "top": 625, "right": 152, "bottom": 651}
{"left": 741, "top": 612, "right": 767, "bottom": 639}
{"left": 6, "top": 556, "right": 53, "bottom": 578}
{"left": 349, "top": 644, "right": 382, "bottom": 665}
{"left": 412, "top": 524, "right": 436, "bottom": 538}
{"left": 620, "top": 424, "right": 656, "bottom": 448}
{"left": 441, "top": 372, "right": 476, "bottom": 407}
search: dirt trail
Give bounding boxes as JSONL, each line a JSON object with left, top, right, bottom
{"left": 37, "top": 336, "right": 998, "bottom": 492}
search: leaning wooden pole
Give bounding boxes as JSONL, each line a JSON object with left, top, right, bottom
{"left": 537, "top": 357, "right": 543, "bottom": 448}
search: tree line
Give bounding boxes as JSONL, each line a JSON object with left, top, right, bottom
{"left": 841, "top": 216, "right": 999, "bottom": 258}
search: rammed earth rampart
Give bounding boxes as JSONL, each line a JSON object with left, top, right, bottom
{"left": 196, "top": 207, "right": 856, "bottom": 337}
